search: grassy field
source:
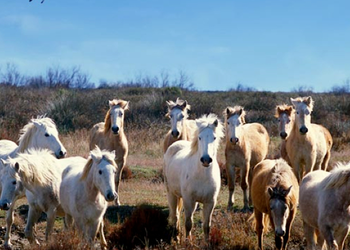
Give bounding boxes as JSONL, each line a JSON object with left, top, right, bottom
{"left": 1, "top": 125, "right": 350, "bottom": 250}
{"left": 1, "top": 85, "right": 350, "bottom": 249}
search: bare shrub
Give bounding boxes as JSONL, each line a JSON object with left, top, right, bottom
{"left": 106, "top": 204, "right": 172, "bottom": 250}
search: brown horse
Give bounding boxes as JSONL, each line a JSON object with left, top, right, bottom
{"left": 285, "top": 96, "right": 333, "bottom": 182}
{"left": 163, "top": 98, "right": 196, "bottom": 153}
{"left": 224, "top": 106, "right": 269, "bottom": 211}
{"left": 89, "top": 99, "right": 129, "bottom": 206}
{"left": 299, "top": 163, "right": 350, "bottom": 250}
{"left": 251, "top": 159, "right": 299, "bottom": 250}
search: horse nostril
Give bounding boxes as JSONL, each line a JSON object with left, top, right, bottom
{"left": 235, "top": 137, "right": 239, "bottom": 143}
{"left": 0, "top": 203, "right": 10, "bottom": 210}
{"left": 200, "top": 157, "right": 204, "bottom": 163}
{"left": 275, "top": 230, "right": 285, "bottom": 237}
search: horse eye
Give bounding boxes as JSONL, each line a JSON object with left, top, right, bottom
{"left": 119, "top": 112, "right": 123, "bottom": 117}
{"left": 227, "top": 122, "right": 230, "bottom": 125}
{"left": 12, "top": 180, "right": 16, "bottom": 185}
{"left": 277, "top": 119, "right": 280, "bottom": 122}
{"left": 170, "top": 114, "right": 173, "bottom": 118}
{"left": 199, "top": 137, "right": 201, "bottom": 141}
{"left": 99, "top": 170, "right": 102, "bottom": 175}
{"left": 296, "top": 111, "right": 299, "bottom": 115}
{"left": 44, "top": 133, "right": 49, "bottom": 137}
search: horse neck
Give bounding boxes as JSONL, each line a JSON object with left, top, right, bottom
{"left": 109, "top": 129, "right": 126, "bottom": 145}
{"left": 180, "top": 119, "right": 190, "bottom": 139}
{"left": 82, "top": 167, "right": 101, "bottom": 200}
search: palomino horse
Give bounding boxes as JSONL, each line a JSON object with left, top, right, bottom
{"left": 285, "top": 96, "right": 333, "bottom": 182}
{"left": 0, "top": 149, "right": 65, "bottom": 245}
{"left": 163, "top": 98, "right": 196, "bottom": 153}
{"left": 224, "top": 106, "right": 269, "bottom": 211}
{"left": 0, "top": 116, "right": 67, "bottom": 248}
{"left": 299, "top": 163, "right": 350, "bottom": 250}
{"left": 89, "top": 99, "right": 128, "bottom": 205}
{"left": 163, "top": 114, "right": 224, "bottom": 241}
{"left": 251, "top": 159, "right": 299, "bottom": 250}
{"left": 60, "top": 146, "right": 118, "bottom": 249}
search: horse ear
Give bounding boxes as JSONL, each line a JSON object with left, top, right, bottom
{"left": 268, "top": 187, "right": 274, "bottom": 197}
{"left": 14, "top": 162, "right": 20, "bottom": 173}
{"left": 226, "top": 107, "right": 230, "bottom": 117}
{"left": 283, "top": 185, "right": 293, "bottom": 196}
{"left": 180, "top": 100, "right": 187, "bottom": 110}
{"left": 108, "top": 100, "right": 113, "bottom": 108}
{"left": 123, "top": 101, "right": 130, "bottom": 110}
{"left": 306, "top": 96, "right": 312, "bottom": 105}
{"left": 290, "top": 98, "right": 297, "bottom": 107}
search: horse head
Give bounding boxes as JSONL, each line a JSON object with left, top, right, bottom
{"left": 194, "top": 114, "right": 223, "bottom": 167}
{"left": 291, "top": 96, "right": 313, "bottom": 135}
{"left": 89, "top": 147, "right": 118, "bottom": 202}
{"left": 225, "top": 106, "right": 246, "bottom": 145}
{"left": 0, "top": 159, "right": 24, "bottom": 211}
{"left": 275, "top": 105, "right": 294, "bottom": 139}
{"left": 108, "top": 100, "right": 129, "bottom": 136}
{"left": 166, "top": 98, "right": 190, "bottom": 139}
{"left": 268, "top": 185, "right": 293, "bottom": 237}
{"left": 19, "top": 117, "right": 67, "bottom": 159}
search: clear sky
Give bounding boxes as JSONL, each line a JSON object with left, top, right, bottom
{"left": 1, "top": 1, "right": 350, "bottom": 92}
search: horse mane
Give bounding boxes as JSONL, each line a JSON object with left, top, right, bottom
{"left": 190, "top": 113, "right": 224, "bottom": 155}
{"left": 291, "top": 96, "right": 314, "bottom": 111}
{"left": 8, "top": 149, "right": 59, "bottom": 187}
{"left": 17, "top": 116, "right": 57, "bottom": 153}
{"left": 80, "top": 147, "right": 117, "bottom": 180}
{"left": 166, "top": 98, "right": 191, "bottom": 118}
{"left": 224, "top": 106, "right": 246, "bottom": 124}
{"left": 324, "top": 162, "right": 350, "bottom": 189}
{"left": 274, "top": 104, "right": 294, "bottom": 118}
{"left": 103, "top": 99, "right": 129, "bottom": 134}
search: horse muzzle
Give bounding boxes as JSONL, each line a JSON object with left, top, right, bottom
{"left": 0, "top": 200, "right": 12, "bottom": 210}
{"left": 230, "top": 137, "right": 239, "bottom": 145}
{"left": 299, "top": 126, "right": 308, "bottom": 135}
{"left": 171, "top": 130, "right": 180, "bottom": 138}
{"left": 112, "top": 126, "right": 120, "bottom": 135}
{"left": 275, "top": 228, "right": 285, "bottom": 237}
{"left": 200, "top": 155, "right": 212, "bottom": 167}
{"left": 280, "top": 131, "right": 288, "bottom": 139}
{"left": 105, "top": 191, "right": 118, "bottom": 202}
{"left": 56, "top": 150, "right": 67, "bottom": 159}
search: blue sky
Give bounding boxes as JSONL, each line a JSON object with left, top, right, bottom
{"left": 1, "top": 1, "right": 350, "bottom": 92}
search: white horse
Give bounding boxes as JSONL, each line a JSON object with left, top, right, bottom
{"left": 0, "top": 116, "right": 67, "bottom": 159}
{"left": 164, "top": 113, "right": 224, "bottom": 241}
{"left": 0, "top": 149, "right": 65, "bottom": 245}
{"left": 0, "top": 116, "right": 67, "bottom": 248}
{"left": 60, "top": 146, "right": 118, "bottom": 249}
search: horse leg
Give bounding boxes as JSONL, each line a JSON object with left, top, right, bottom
{"left": 254, "top": 209, "right": 264, "bottom": 250}
{"left": 24, "top": 206, "right": 41, "bottom": 245}
{"left": 282, "top": 211, "right": 296, "bottom": 250}
{"left": 114, "top": 157, "right": 125, "bottom": 206}
{"left": 321, "top": 150, "right": 331, "bottom": 171}
{"left": 202, "top": 201, "right": 215, "bottom": 241}
{"left": 45, "top": 208, "right": 57, "bottom": 241}
{"left": 319, "top": 224, "right": 338, "bottom": 249}
{"left": 240, "top": 164, "right": 249, "bottom": 211}
{"left": 64, "top": 214, "right": 74, "bottom": 230}
{"left": 334, "top": 227, "right": 349, "bottom": 250}
{"left": 226, "top": 163, "right": 236, "bottom": 210}
{"left": 183, "top": 199, "right": 196, "bottom": 241}
{"left": 303, "top": 221, "right": 316, "bottom": 250}
{"left": 4, "top": 199, "right": 18, "bottom": 248}
{"left": 98, "top": 220, "right": 107, "bottom": 250}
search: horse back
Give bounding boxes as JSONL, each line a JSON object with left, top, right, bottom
{"left": 243, "top": 123, "right": 269, "bottom": 162}
{"left": 0, "top": 140, "right": 17, "bottom": 158}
